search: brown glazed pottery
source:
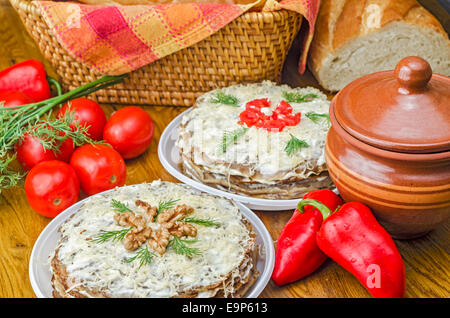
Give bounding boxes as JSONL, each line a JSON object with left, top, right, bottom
{"left": 325, "top": 56, "right": 450, "bottom": 239}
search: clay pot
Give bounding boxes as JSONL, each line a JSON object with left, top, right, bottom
{"left": 325, "top": 56, "right": 450, "bottom": 239}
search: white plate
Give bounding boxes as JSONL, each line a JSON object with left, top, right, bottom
{"left": 158, "top": 108, "right": 301, "bottom": 211}
{"left": 29, "top": 185, "right": 275, "bottom": 298}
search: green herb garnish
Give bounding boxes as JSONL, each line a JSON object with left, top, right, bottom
{"left": 182, "top": 217, "right": 220, "bottom": 227}
{"left": 0, "top": 154, "right": 24, "bottom": 193}
{"left": 0, "top": 75, "right": 126, "bottom": 192}
{"left": 305, "top": 111, "right": 330, "bottom": 124}
{"left": 282, "top": 92, "right": 317, "bottom": 103}
{"left": 153, "top": 198, "right": 180, "bottom": 221}
{"left": 111, "top": 199, "right": 133, "bottom": 213}
{"left": 168, "top": 236, "right": 201, "bottom": 257}
{"left": 27, "top": 110, "right": 107, "bottom": 154}
{"left": 284, "top": 134, "right": 309, "bottom": 156}
{"left": 221, "top": 127, "right": 248, "bottom": 153}
{"left": 125, "top": 245, "right": 155, "bottom": 268}
{"left": 158, "top": 199, "right": 180, "bottom": 213}
{"left": 93, "top": 227, "right": 132, "bottom": 244}
{"left": 211, "top": 91, "right": 239, "bottom": 106}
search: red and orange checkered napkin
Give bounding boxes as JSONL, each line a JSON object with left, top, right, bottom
{"left": 34, "top": 0, "right": 320, "bottom": 75}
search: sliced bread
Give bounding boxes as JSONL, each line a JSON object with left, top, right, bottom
{"left": 309, "top": 0, "right": 450, "bottom": 91}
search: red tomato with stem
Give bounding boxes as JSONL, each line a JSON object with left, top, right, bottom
{"left": 0, "top": 91, "right": 34, "bottom": 108}
{"left": 57, "top": 98, "right": 107, "bottom": 141}
{"left": 70, "top": 144, "right": 126, "bottom": 195}
{"left": 24, "top": 160, "right": 80, "bottom": 218}
{"left": 16, "top": 132, "right": 75, "bottom": 171}
{"left": 102, "top": 107, "right": 154, "bottom": 159}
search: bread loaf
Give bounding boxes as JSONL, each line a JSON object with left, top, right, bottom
{"left": 308, "top": 0, "right": 450, "bottom": 91}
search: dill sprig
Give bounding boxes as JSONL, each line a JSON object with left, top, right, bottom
{"left": 284, "top": 134, "right": 309, "bottom": 156}
{"left": 158, "top": 199, "right": 180, "bottom": 213}
{"left": 282, "top": 92, "right": 317, "bottom": 103}
{"left": 168, "top": 236, "right": 201, "bottom": 257}
{"left": 0, "top": 107, "right": 29, "bottom": 157}
{"left": 125, "top": 245, "right": 155, "bottom": 268}
{"left": 211, "top": 91, "right": 239, "bottom": 106}
{"left": 27, "top": 112, "right": 107, "bottom": 154}
{"left": 305, "top": 111, "right": 330, "bottom": 124}
{"left": 93, "top": 227, "right": 132, "bottom": 244}
{"left": 111, "top": 199, "right": 133, "bottom": 213}
{"left": 220, "top": 127, "right": 248, "bottom": 153}
{"left": 182, "top": 217, "right": 220, "bottom": 227}
{"left": 0, "top": 75, "right": 126, "bottom": 192}
{"left": 154, "top": 198, "right": 180, "bottom": 221}
{"left": 0, "top": 153, "right": 25, "bottom": 192}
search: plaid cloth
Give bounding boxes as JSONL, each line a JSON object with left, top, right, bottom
{"left": 34, "top": 0, "right": 320, "bottom": 75}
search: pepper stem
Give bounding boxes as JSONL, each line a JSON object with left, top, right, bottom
{"left": 47, "top": 76, "right": 62, "bottom": 96}
{"left": 297, "top": 198, "right": 333, "bottom": 220}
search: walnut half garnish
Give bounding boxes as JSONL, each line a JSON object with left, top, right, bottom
{"left": 157, "top": 204, "right": 194, "bottom": 224}
{"left": 93, "top": 198, "right": 218, "bottom": 266}
{"left": 111, "top": 201, "right": 198, "bottom": 255}
{"left": 135, "top": 200, "right": 158, "bottom": 221}
{"left": 114, "top": 211, "right": 146, "bottom": 231}
{"left": 169, "top": 222, "right": 197, "bottom": 238}
{"left": 124, "top": 227, "right": 152, "bottom": 251}
{"left": 147, "top": 225, "right": 171, "bottom": 255}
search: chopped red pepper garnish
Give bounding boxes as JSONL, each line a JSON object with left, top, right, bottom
{"left": 274, "top": 100, "right": 293, "bottom": 115}
{"left": 246, "top": 98, "right": 271, "bottom": 108}
{"left": 238, "top": 99, "right": 301, "bottom": 132}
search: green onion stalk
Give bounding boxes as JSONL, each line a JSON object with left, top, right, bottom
{"left": 0, "top": 75, "right": 127, "bottom": 192}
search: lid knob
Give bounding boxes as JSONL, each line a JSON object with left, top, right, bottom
{"left": 395, "top": 56, "right": 432, "bottom": 90}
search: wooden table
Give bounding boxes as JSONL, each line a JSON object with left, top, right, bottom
{"left": 0, "top": 0, "right": 449, "bottom": 299}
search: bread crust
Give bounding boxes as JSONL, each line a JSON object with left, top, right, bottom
{"left": 309, "top": 0, "right": 449, "bottom": 89}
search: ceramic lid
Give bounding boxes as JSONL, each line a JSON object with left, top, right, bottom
{"left": 333, "top": 56, "right": 450, "bottom": 154}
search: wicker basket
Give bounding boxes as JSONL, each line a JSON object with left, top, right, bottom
{"left": 10, "top": 0, "right": 302, "bottom": 106}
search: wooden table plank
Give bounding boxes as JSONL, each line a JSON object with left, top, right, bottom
{"left": 0, "top": 0, "right": 448, "bottom": 298}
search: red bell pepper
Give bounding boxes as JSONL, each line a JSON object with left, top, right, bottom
{"left": 0, "top": 91, "right": 34, "bottom": 108}
{"left": 297, "top": 199, "right": 406, "bottom": 298}
{"left": 271, "top": 190, "right": 343, "bottom": 286}
{"left": 0, "top": 60, "right": 58, "bottom": 102}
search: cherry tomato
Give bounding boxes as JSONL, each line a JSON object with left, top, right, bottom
{"left": 55, "top": 136, "right": 76, "bottom": 162}
{"left": 0, "top": 91, "right": 34, "bottom": 108}
{"left": 16, "top": 133, "right": 75, "bottom": 171}
{"left": 57, "top": 98, "right": 106, "bottom": 141}
{"left": 24, "top": 160, "right": 80, "bottom": 218}
{"left": 70, "top": 144, "right": 126, "bottom": 195}
{"left": 102, "top": 107, "right": 154, "bottom": 159}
